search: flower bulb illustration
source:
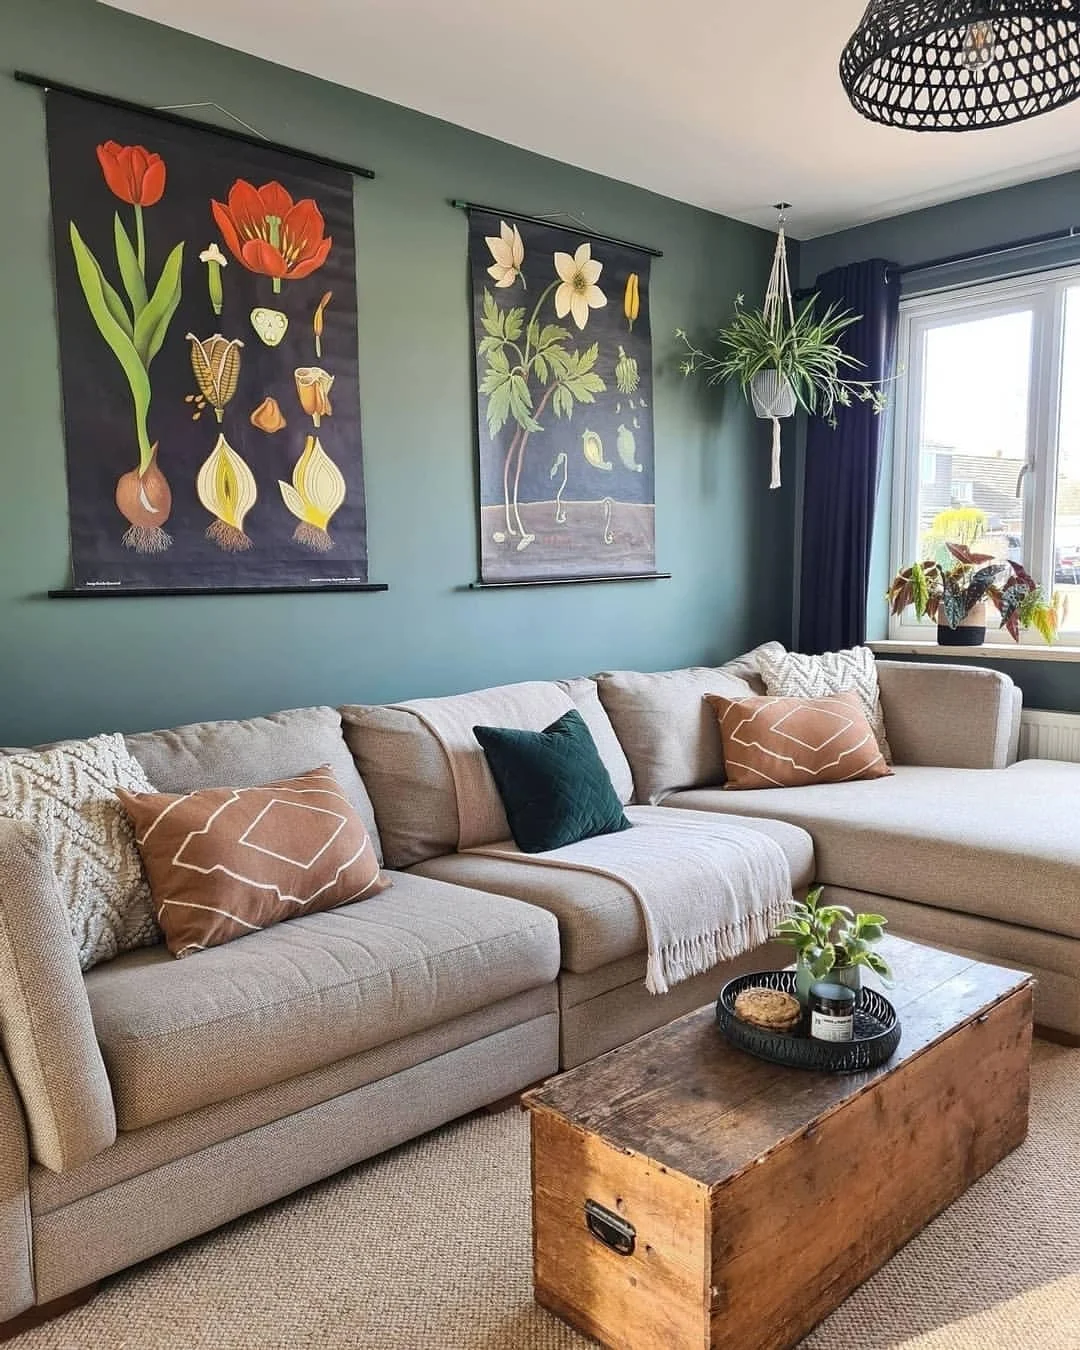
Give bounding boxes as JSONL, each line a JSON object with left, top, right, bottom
{"left": 197, "top": 434, "right": 258, "bottom": 551}
{"left": 279, "top": 435, "right": 346, "bottom": 551}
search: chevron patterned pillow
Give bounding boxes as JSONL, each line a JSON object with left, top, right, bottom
{"left": 0, "top": 733, "right": 159, "bottom": 970}
{"left": 706, "top": 692, "right": 892, "bottom": 790}
{"left": 758, "top": 646, "right": 892, "bottom": 763}
{"left": 118, "top": 765, "right": 390, "bottom": 958}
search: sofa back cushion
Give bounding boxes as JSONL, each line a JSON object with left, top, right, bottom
{"left": 126, "top": 705, "right": 382, "bottom": 865}
{"left": 342, "top": 679, "right": 622, "bottom": 868}
{"left": 340, "top": 703, "right": 459, "bottom": 869}
{"left": 596, "top": 648, "right": 787, "bottom": 804}
{"left": 556, "top": 678, "right": 634, "bottom": 805}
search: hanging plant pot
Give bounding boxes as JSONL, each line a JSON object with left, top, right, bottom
{"left": 937, "top": 600, "right": 987, "bottom": 647}
{"left": 751, "top": 369, "right": 796, "bottom": 491}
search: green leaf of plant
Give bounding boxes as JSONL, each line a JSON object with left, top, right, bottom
{"left": 863, "top": 952, "right": 893, "bottom": 982}
{"left": 70, "top": 220, "right": 151, "bottom": 436}
{"left": 813, "top": 945, "right": 836, "bottom": 977}
{"left": 576, "top": 342, "right": 599, "bottom": 373}
{"left": 536, "top": 323, "right": 571, "bottom": 351}
{"left": 85, "top": 250, "right": 134, "bottom": 342}
{"left": 134, "top": 241, "right": 184, "bottom": 368}
{"left": 481, "top": 290, "right": 505, "bottom": 340}
{"left": 508, "top": 374, "right": 542, "bottom": 433}
{"left": 484, "top": 378, "right": 512, "bottom": 437}
{"left": 546, "top": 345, "right": 571, "bottom": 378}
{"left": 478, "top": 335, "right": 504, "bottom": 358}
{"left": 488, "top": 347, "right": 510, "bottom": 375}
{"left": 503, "top": 307, "right": 526, "bottom": 343}
{"left": 534, "top": 353, "right": 549, "bottom": 384}
{"left": 856, "top": 923, "right": 884, "bottom": 942}
{"left": 114, "top": 212, "right": 147, "bottom": 317}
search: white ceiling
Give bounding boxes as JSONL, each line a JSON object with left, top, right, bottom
{"left": 102, "top": 0, "right": 1080, "bottom": 238}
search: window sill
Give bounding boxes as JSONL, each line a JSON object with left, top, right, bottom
{"left": 870, "top": 639, "right": 1080, "bottom": 664}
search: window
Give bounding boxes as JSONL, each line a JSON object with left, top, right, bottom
{"left": 892, "top": 267, "right": 1080, "bottom": 641}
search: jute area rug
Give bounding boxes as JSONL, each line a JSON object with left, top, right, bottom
{"left": 13, "top": 1041, "right": 1080, "bottom": 1349}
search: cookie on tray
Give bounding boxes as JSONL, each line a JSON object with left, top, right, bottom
{"left": 733, "top": 986, "right": 802, "bottom": 1032}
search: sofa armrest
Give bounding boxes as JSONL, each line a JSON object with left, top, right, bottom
{"left": 0, "top": 1055, "right": 33, "bottom": 1321}
{"left": 876, "top": 661, "right": 1020, "bottom": 769}
{"left": 0, "top": 820, "right": 116, "bottom": 1172}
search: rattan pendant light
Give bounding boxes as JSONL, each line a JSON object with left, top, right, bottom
{"left": 840, "top": 0, "right": 1080, "bottom": 131}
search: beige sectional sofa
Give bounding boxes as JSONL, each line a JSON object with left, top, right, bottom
{"left": 1, "top": 650, "right": 1075, "bottom": 1333}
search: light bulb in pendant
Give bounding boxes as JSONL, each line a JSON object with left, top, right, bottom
{"left": 961, "top": 20, "right": 995, "bottom": 73}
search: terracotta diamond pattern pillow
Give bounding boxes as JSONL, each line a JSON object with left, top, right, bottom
{"left": 118, "top": 765, "right": 391, "bottom": 957}
{"left": 705, "top": 691, "right": 892, "bottom": 791}
{"left": 758, "top": 645, "right": 892, "bottom": 762}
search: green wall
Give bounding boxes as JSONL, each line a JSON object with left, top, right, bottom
{"left": 0, "top": 0, "right": 793, "bottom": 746}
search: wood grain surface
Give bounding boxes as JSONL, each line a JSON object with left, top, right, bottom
{"left": 526, "top": 936, "right": 1034, "bottom": 1350}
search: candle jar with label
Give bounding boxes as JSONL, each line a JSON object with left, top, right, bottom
{"left": 808, "top": 981, "right": 856, "bottom": 1043}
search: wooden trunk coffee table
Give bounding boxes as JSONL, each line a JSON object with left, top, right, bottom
{"left": 524, "top": 937, "right": 1033, "bottom": 1350}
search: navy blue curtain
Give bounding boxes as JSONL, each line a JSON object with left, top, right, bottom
{"left": 797, "top": 260, "right": 900, "bottom": 654}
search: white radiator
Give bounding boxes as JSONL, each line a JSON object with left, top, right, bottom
{"left": 1018, "top": 709, "right": 1080, "bottom": 763}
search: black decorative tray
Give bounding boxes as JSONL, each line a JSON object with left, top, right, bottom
{"left": 715, "top": 970, "right": 901, "bottom": 1074}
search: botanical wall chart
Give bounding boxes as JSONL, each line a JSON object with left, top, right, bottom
{"left": 45, "top": 90, "right": 370, "bottom": 592}
{"left": 467, "top": 209, "right": 657, "bottom": 583}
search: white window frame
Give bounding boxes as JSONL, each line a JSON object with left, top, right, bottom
{"left": 890, "top": 265, "right": 1077, "bottom": 644}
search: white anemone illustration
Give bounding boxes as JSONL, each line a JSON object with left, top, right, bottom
{"left": 553, "top": 242, "right": 606, "bottom": 330}
{"left": 485, "top": 220, "right": 524, "bottom": 288}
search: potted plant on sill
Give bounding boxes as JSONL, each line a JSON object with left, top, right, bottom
{"left": 774, "top": 887, "right": 892, "bottom": 1002}
{"left": 887, "top": 543, "right": 1059, "bottom": 646}
{"left": 676, "top": 209, "right": 887, "bottom": 490}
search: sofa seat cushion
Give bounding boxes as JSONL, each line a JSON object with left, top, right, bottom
{"left": 664, "top": 760, "right": 1080, "bottom": 941}
{"left": 86, "top": 872, "right": 560, "bottom": 1131}
{"left": 409, "top": 806, "right": 813, "bottom": 974}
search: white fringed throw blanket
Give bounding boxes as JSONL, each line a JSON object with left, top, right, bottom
{"left": 396, "top": 684, "right": 792, "bottom": 994}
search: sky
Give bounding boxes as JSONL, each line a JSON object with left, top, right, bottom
{"left": 921, "top": 293, "right": 1080, "bottom": 474}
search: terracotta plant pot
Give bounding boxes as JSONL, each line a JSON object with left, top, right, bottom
{"left": 937, "top": 600, "right": 987, "bottom": 647}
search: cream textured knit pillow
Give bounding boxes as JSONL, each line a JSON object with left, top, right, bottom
{"left": 0, "top": 733, "right": 160, "bottom": 970}
{"left": 758, "top": 645, "right": 892, "bottom": 762}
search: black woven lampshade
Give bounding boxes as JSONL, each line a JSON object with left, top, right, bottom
{"left": 840, "top": 0, "right": 1080, "bottom": 130}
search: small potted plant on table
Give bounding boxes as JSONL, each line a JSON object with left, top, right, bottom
{"left": 774, "top": 887, "right": 892, "bottom": 1002}
{"left": 887, "top": 543, "right": 1059, "bottom": 646}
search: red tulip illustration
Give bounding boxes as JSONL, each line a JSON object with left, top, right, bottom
{"left": 211, "top": 180, "right": 332, "bottom": 294}
{"left": 96, "top": 141, "right": 167, "bottom": 207}
{"left": 96, "top": 141, "right": 167, "bottom": 277}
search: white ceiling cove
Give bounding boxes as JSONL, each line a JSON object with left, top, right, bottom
{"left": 101, "top": 0, "right": 1080, "bottom": 238}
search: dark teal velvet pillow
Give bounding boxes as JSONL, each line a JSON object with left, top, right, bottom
{"left": 473, "top": 709, "right": 631, "bottom": 854}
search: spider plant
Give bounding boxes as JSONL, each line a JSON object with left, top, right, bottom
{"left": 677, "top": 293, "right": 888, "bottom": 425}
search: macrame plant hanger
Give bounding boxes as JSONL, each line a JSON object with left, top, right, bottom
{"left": 751, "top": 203, "right": 797, "bottom": 490}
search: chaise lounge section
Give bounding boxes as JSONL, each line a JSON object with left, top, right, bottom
{"left": 623, "top": 661, "right": 1080, "bottom": 1039}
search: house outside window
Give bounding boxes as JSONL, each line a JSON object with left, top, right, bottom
{"left": 890, "top": 266, "right": 1080, "bottom": 641}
